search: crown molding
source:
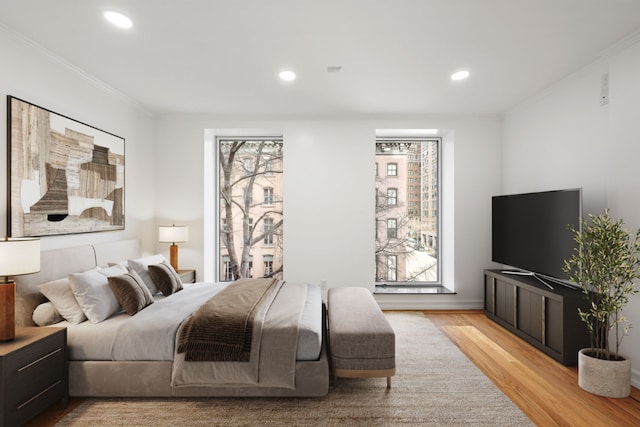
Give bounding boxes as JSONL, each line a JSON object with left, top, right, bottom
{"left": 0, "top": 22, "right": 153, "bottom": 117}
{"left": 597, "top": 28, "right": 640, "bottom": 60}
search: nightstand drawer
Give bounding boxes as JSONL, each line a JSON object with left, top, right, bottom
{"left": 6, "top": 345, "right": 65, "bottom": 402}
{"left": 5, "top": 331, "right": 65, "bottom": 374}
{"left": 1, "top": 327, "right": 67, "bottom": 427}
{"left": 7, "top": 377, "right": 66, "bottom": 426}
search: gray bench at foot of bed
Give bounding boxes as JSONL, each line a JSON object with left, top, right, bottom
{"left": 327, "top": 287, "right": 396, "bottom": 388}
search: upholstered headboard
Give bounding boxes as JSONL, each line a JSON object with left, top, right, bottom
{"left": 93, "top": 239, "right": 141, "bottom": 267}
{"left": 14, "top": 239, "right": 141, "bottom": 326}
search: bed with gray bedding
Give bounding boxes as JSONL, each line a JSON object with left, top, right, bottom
{"left": 14, "top": 240, "right": 329, "bottom": 397}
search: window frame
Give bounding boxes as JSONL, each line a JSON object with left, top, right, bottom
{"left": 375, "top": 137, "right": 442, "bottom": 286}
{"left": 215, "top": 137, "right": 284, "bottom": 282}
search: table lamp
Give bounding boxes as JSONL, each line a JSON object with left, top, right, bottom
{"left": 0, "top": 237, "right": 40, "bottom": 341}
{"left": 158, "top": 224, "right": 189, "bottom": 271}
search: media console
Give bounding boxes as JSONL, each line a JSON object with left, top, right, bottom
{"left": 483, "top": 269, "right": 590, "bottom": 366}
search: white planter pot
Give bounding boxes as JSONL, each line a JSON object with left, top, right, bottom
{"left": 578, "top": 348, "right": 631, "bottom": 398}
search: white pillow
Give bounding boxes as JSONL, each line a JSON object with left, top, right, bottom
{"left": 32, "top": 302, "right": 64, "bottom": 326}
{"left": 128, "top": 255, "right": 168, "bottom": 295}
{"left": 69, "top": 265, "right": 127, "bottom": 323}
{"left": 39, "top": 278, "right": 87, "bottom": 324}
{"left": 98, "top": 264, "right": 129, "bottom": 277}
{"left": 107, "top": 260, "right": 128, "bottom": 270}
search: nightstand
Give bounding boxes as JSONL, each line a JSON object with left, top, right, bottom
{"left": 0, "top": 327, "right": 68, "bottom": 427}
{"left": 178, "top": 269, "right": 196, "bottom": 283}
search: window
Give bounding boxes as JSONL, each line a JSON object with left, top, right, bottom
{"left": 263, "top": 255, "right": 274, "bottom": 277}
{"left": 387, "top": 256, "right": 397, "bottom": 281}
{"left": 375, "top": 138, "right": 441, "bottom": 284}
{"left": 245, "top": 258, "right": 254, "bottom": 278}
{"left": 222, "top": 256, "right": 233, "bottom": 281}
{"left": 387, "top": 219, "right": 397, "bottom": 239}
{"left": 263, "top": 217, "right": 274, "bottom": 245}
{"left": 218, "top": 138, "right": 283, "bottom": 282}
{"left": 386, "top": 188, "right": 397, "bottom": 206}
{"left": 264, "top": 187, "right": 274, "bottom": 205}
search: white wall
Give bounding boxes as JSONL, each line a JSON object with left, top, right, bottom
{"left": 503, "top": 38, "right": 640, "bottom": 388}
{"left": 155, "top": 114, "right": 502, "bottom": 309}
{"left": 5, "top": 4, "right": 639, "bottom": 388}
{"left": 0, "top": 27, "right": 157, "bottom": 253}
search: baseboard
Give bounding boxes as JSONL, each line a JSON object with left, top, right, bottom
{"left": 632, "top": 366, "right": 639, "bottom": 389}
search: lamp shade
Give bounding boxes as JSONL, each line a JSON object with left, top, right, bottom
{"left": 158, "top": 225, "right": 189, "bottom": 243}
{"left": 0, "top": 238, "right": 40, "bottom": 277}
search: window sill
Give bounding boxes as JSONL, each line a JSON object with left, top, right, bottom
{"left": 374, "top": 284, "right": 455, "bottom": 294}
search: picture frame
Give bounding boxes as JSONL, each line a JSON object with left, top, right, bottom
{"left": 7, "top": 96, "right": 125, "bottom": 237}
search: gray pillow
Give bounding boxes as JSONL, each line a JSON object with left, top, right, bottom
{"left": 108, "top": 270, "right": 155, "bottom": 315}
{"left": 148, "top": 261, "right": 183, "bottom": 296}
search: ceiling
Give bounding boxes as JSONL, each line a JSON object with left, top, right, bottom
{"left": 1, "top": 0, "right": 640, "bottom": 117}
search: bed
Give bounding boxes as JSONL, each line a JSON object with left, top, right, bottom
{"left": 14, "top": 240, "right": 329, "bottom": 397}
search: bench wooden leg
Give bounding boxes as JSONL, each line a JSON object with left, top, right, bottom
{"left": 387, "top": 376, "right": 391, "bottom": 389}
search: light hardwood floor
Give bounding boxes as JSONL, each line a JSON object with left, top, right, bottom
{"left": 28, "top": 310, "right": 640, "bottom": 426}
{"left": 426, "top": 310, "right": 640, "bottom": 426}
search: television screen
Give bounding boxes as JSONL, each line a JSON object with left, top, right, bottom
{"left": 492, "top": 188, "right": 582, "bottom": 281}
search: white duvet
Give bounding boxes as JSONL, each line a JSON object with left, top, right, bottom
{"left": 55, "top": 282, "right": 322, "bottom": 362}
{"left": 62, "top": 282, "right": 225, "bottom": 360}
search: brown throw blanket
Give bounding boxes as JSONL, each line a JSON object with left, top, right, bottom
{"left": 176, "top": 278, "right": 278, "bottom": 361}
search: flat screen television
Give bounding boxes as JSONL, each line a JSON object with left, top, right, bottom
{"left": 492, "top": 188, "right": 582, "bottom": 287}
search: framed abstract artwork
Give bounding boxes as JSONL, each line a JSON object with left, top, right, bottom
{"left": 7, "top": 96, "right": 125, "bottom": 237}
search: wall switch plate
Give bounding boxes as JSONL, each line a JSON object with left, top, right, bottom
{"left": 600, "top": 73, "right": 609, "bottom": 106}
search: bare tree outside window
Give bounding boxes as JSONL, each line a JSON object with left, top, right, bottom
{"left": 218, "top": 139, "right": 283, "bottom": 281}
{"left": 375, "top": 140, "right": 440, "bottom": 284}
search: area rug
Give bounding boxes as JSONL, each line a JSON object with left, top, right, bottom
{"left": 58, "top": 312, "right": 533, "bottom": 426}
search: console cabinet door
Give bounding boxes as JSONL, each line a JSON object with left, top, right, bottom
{"left": 484, "top": 275, "right": 494, "bottom": 313}
{"left": 494, "top": 278, "right": 515, "bottom": 326}
{"left": 517, "top": 288, "right": 543, "bottom": 343}
{"left": 544, "top": 298, "right": 563, "bottom": 353}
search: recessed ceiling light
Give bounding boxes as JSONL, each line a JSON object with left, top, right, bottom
{"left": 451, "top": 70, "right": 470, "bottom": 81}
{"left": 279, "top": 70, "right": 296, "bottom": 81}
{"left": 104, "top": 11, "right": 133, "bottom": 29}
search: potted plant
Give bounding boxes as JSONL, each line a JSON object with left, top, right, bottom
{"left": 563, "top": 209, "right": 640, "bottom": 398}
